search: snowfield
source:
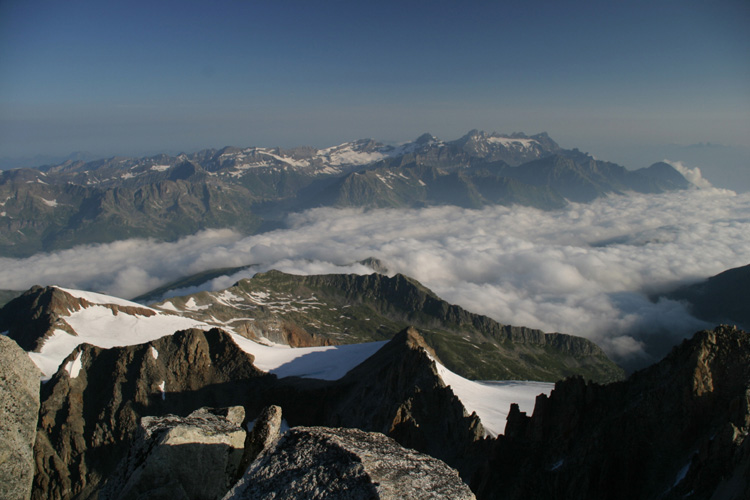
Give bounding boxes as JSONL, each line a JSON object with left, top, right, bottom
{"left": 27, "top": 286, "right": 552, "bottom": 435}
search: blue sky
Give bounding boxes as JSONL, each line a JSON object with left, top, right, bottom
{"left": 1, "top": 0, "right": 748, "bottom": 180}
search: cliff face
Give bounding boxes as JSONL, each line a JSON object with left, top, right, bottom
{"left": 0, "top": 335, "right": 41, "bottom": 500}
{"left": 271, "top": 328, "right": 487, "bottom": 476}
{"left": 32, "top": 328, "right": 270, "bottom": 500}
{"left": 472, "top": 325, "right": 750, "bottom": 500}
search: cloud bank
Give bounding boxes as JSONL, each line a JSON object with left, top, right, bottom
{"left": 2, "top": 188, "right": 749, "bottom": 370}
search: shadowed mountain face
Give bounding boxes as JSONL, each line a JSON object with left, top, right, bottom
{"left": 472, "top": 325, "right": 750, "bottom": 500}
{"left": 0, "top": 131, "right": 692, "bottom": 257}
{"left": 29, "top": 327, "right": 486, "bottom": 500}
{"left": 663, "top": 264, "right": 750, "bottom": 329}
{"left": 31, "top": 328, "right": 271, "bottom": 500}
{"left": 23, "top": 322, "right": 750, "bottom": 500}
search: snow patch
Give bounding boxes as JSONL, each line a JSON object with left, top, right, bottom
{"left": 64, "top": 350, "right": 83, "bottom": 378}
{"left": 430, "top": 354, "right": 553, "bottom": 436}
{"left": 150, "top": 165, "right": 170, "bottom": 172}
{"left": 486, "top": 137, "right": 537, "bottom": 149}
{"left": 158, "top": 380, "right": 166, "bottom": 400}
{"left": 156, "top": 301, "right": 180, "bottom": 312}
{"left": 184, "top": 297, "right": 211, "bottom": 311}
{"left": 41, "top": 198, "right": 58, "bottom": 207}
{"left": 227, "top": 334, "right": 387, "bottom": 380}
{"left": 150, "top": 346, "right": 159, "bottom": 360}
{"left": 58, "top": 287, "right": 152, "bottom": 309}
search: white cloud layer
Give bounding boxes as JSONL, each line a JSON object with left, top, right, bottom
{"left": 2, "top": 188, "right": 749, "bottom": 370}
{"left": 663, "top": 159, "right": 713, "bottom": 189}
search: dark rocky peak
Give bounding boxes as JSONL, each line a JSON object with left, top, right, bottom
{"left": 226, "top": 426, "right": 477, "bottom": 500}
{"left": 474, "top": 325, "right": 750, "bottom": 500}
{"left": 167, "top": 160, "right": 204, "bottom": 181}
{"left": 340, "top": 326, "right": 444, "bottom": 383}
{"left": 281, "top": 326, "right": 487, "bottom": 474}
{"left": 415, "top": 132, "right": 439, "bottom": 144}
{"left": 0, "top": 285, "right": 155, "bottom": 352}
{"left": 32, "top": 328, "right": 270, "bottom": 500}
{"left": 638, "top": 161, "right": 692, "bottom": 188}
{"left": 664, "top": 264, "right": 750, "bottom": 329}
{"left": 530, "top": 131, "right": 561, "bottom": 150}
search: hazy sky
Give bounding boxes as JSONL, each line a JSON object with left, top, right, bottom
{"left": 1, "top": 0, "right": 749, "bottom": 172}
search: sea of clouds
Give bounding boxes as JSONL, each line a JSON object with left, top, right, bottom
{"left": 2, "top": 187, "right": 749, "bottom": 370}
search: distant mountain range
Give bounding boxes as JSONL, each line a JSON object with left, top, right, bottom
{"left": 0, "top": 130, "right": 693, "bottom": 257}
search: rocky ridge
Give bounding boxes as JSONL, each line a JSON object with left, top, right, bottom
{"left": 31, "top": 328, "right": 270, "bottom": 500}
{"left": 4, "top": 315, "right": 749, "bottom": 499}
{"left": 154, "top": 270, "right": 624, "bottom": 382}
{"left": 0, "top": 271, "right": 622, "bottom": 383}
{"left": 28, "top": 326, "right": 488, "bottom": 499}
{"left": 472, "top": 325, "right": 750, "bottom": 499}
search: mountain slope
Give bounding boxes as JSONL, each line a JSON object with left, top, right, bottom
{"left": 472, "top": 325, "right": 750, "bottom": 500}
{"left": 29, "top": 325, "right": 550, "bottom": 499}
{"left": 153, "top": 270, "right": 624, "bottom": 382}
{"left": 663, "top": 264, "right": 750, "bottom": 329}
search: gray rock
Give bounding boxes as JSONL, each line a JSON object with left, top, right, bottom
{"left": 224, "top": 426, "right": 476, "bottom": 500}
{"left": 0, "top": 335, "right": 40, "bottom": 500}
{"left": 101, "top": 406, "right": 247, "bottom": 500}
{"left": 237, "top": 405, "right": 283, "bottom": 477}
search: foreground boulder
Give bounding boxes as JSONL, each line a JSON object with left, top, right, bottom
{"left": 0, "top": 335, "right": 41, "bottom": 500}
{"left": 101, "top": 406, "right": 247, "bottom": 500}
{"left": 225, "top": 426, "right": 476, "bottom": 500}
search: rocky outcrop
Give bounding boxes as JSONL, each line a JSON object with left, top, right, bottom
{"left": 271, "top": 327, "right": 488, "bottom": 478}
{"left": 100, "top": 407, "right": 247, "bottom": 500}
{"left": 0, "top": 335, "right": 41, "bottom": 500}
{"left": 0, "top": 286, "right": 156, "bottom": 352}
{"left": 232, "top": 271, "right": 624, "bottom": 382}
{"left": 32, "top": 328, "right": 271, "bottom": 500}
{"left": 238, "top": 405, "right": 283, "bottom": 473}
{"left": 225, "top": 426, "right": 476, "bottom": 500}
{"left": 472, "top": 325, "right": 750, "bottom": 500}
